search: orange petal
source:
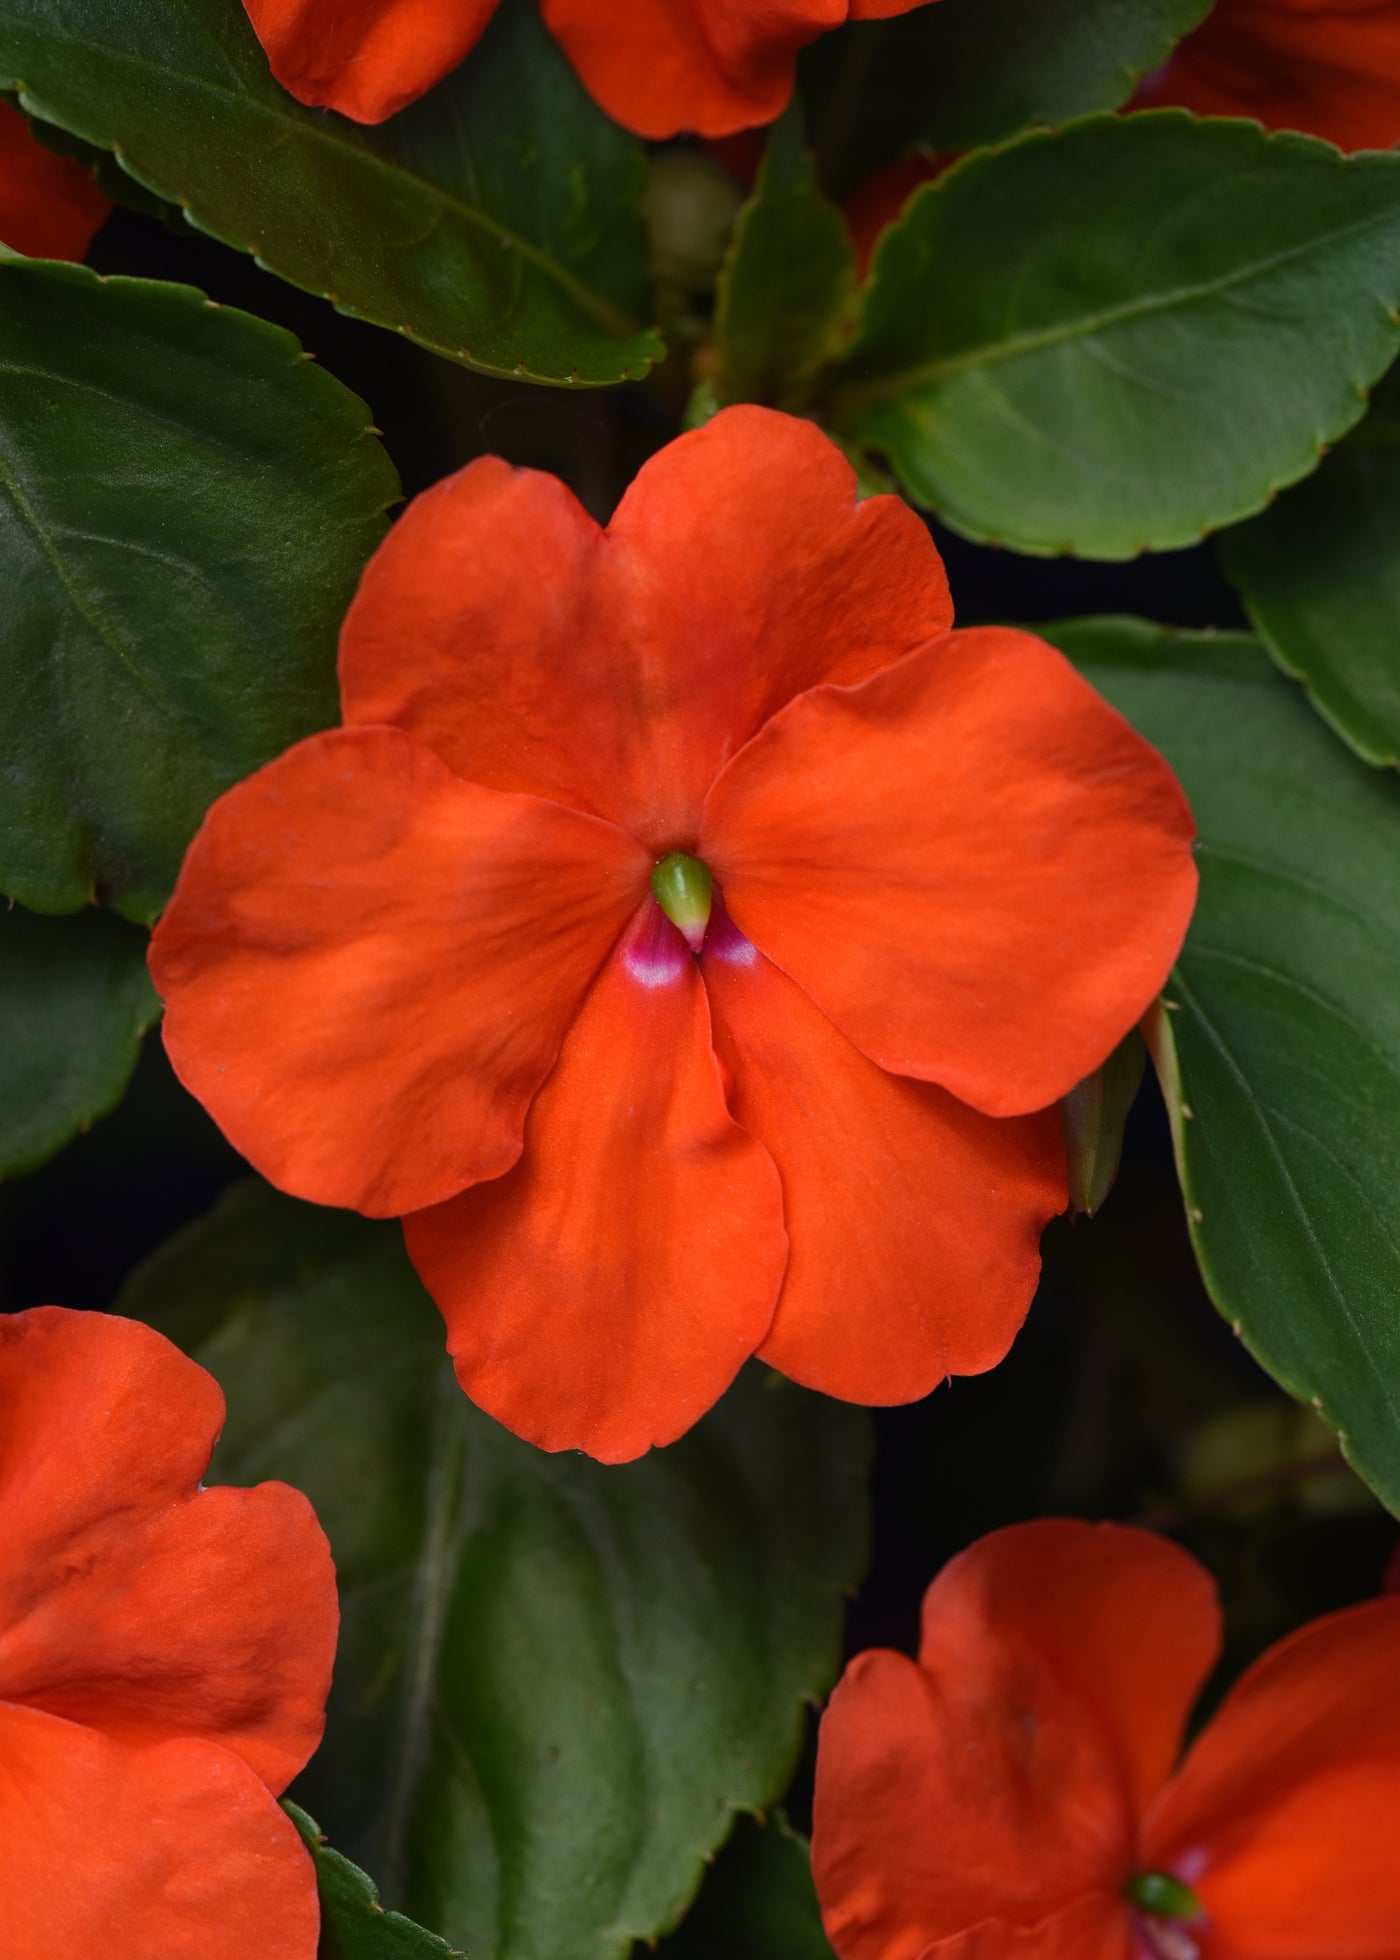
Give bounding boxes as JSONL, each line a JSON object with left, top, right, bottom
{"left": 403, "top": 903, "right": 787, "bottom": 1461}
{"left": 0, "top": 1308, "right": 336, "bottom": 1794}
{"left": 703, "top": 922, "right": 1065, "bottom": 1402}
{"left": 0, "top": 1704, "right": 319, "bottom": 1960}
{"left": 1137, "top": 0, "right": 1400, "bottom": 153}
{"left": 918, "top": 1895, "right": 1136, "bottom": 1960}
{"left": 240, "top": 0, "right": 498, "bottom": 122}
{"left": 339, "top": 408, "right": 951, "bottom": 851}
{"left": 702, "top": 627, "right": 1197, "bottom": 1119}
{"left": 539, "top": 0, "right": 843, "bottom": 138}
{"left": 849, "top": 0, "right": 941, "bottom": 15}
{"left": 152, "top": 725, "right": 649, "bottom": 1217}
{"left": 0, "top": 100, "right": 111, "bottom": 260}
{"left": 812, "top": 1522, "right": 1219, "bottom": 1960}
{"left": 1144, "top": 1597, "right": 1400, "bottom": 1957}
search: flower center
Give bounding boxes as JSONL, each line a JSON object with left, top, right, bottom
{"left": 651, "top": 851, "right": 713, "bottom": 953}
{"left": 1126, "top": 1871, "right": 1205, "bottom": 1960}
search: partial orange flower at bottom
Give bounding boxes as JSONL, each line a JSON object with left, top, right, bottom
{"left": 0, "top": 101, "right": 112, "bottom": 260}
{"left": 813, "top": 1520, "right": 1400, "bottom": 1960}
{"left": 0, "top": 1308, "right": 338, "bottom": 1959}
{"left": 152, "top": 407, "right": 1197, "bottom": 1462}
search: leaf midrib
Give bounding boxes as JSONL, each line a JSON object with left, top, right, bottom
{"left": 0, "top": 11, "right": 643, "bottom": 342}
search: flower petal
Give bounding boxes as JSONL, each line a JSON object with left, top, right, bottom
{"left": 538, "top": 0, "right": 842, "bottom": 138}
{"left": 703, "top": 925, "right": 1065, "bottom": 1402}
{"left": 1138, "top": 0, "right": 1400, "bottom": 153}
{"left": 339, "top": 408, "right": 951, "bottom": 849}
{"left": 240, "top": 0, "right": 498, "bottom": 123}
{"left": 918, "top": 1895, "right": 1136, "bottom": 1960}
{"left": 702, "top": 627, "right": 1197, "bottom": 1118}
{"left": 0, "top": 1704, "right": 319, "bottom": 1960}
{"left": 0, "top": 1308, "right": 336, "bottom": 1793}
{"left": 403, "top": 903, "right": 787, "bottom": 1461}
{"left": 151, "top": 725, "right": 649, "bottom": 1217}
{"left": 1144, "top": 1597, "right": 1400, "bottom": 1957}
{"left": 0, "top": 100, "right": 111, "bottom": 261}
{"left": 812, "top": 1523, "right": 1219, "bottom": 1960}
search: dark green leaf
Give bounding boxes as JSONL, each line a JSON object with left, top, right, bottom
{"left": 0, "top": 901, "right": 156, "bottom": 1175}
{"left": 1221, "top": 367, "right": 1400, "bottom": 769}
{"left": 827, "top": 115, "right": 1400, "bottom": 557}
{"left": 805, "top": 0, "right": 1211, "bottom": 188}
{"left": 1060, "top": 1029, "right": 1147, "bottom": 1218}
{"left": 0, "top": 255, "right": 395, "bottom": 922}
{"left": 1052, "top": 616, "right": 1400, "bottom": 1515}
{"left": 0, "top": 0, "right": 661, "bottom": 385}
{"left": 120, "top": 1183, "right": 871, "bottom": 1960}
{"left": 713, "top": 106, "right": 856, "bottom": 410}
{"left": 8, "top": 91, "right": 174, "bottom": 220}
{"left": 287, "top": 1805, "right": 463, "bottom": 1959}
{"left": 656, "top": 1817, "right": 834, "bottom": 1960}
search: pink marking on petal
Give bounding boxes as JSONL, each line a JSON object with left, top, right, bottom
{"left": 702, "top": 890, "right": 757, "bottom": 968}
{"left": 623, "top": 899, "right": 690, "bottom": 989}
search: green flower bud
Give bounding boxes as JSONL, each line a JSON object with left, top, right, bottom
{"left": 651, "top": 852, "right": 713, "bottom": 953}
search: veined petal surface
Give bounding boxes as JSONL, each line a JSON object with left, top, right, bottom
{"left": 151, "top": 725, "right": 649, "bottom": 1217}
{"left": 703, "top": 627, "right": 1197, "bottom": 1118}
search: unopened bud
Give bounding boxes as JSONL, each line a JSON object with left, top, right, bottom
{"left": 1060, "top": 1028, "right": 1147, "bottom": 1217}
{"left": 1126, "top": 1870, "right": 1204, "bottom": 1923}
{"left": 651, "top": 852, "right": 713, "bottom": 953}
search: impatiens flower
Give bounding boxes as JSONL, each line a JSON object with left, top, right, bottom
{"left": 150, "top": 406, "right": 1196, "bottom": 1463}
{"left": 239, "top": 0, "right": 941, "bottom": 137}
{"left": 0, "top": 100, "right": 112, "bottom": 260}
{"left": 812, "top": 1519, "right": 1400, "bottom": 1960}
{"left": 0, "top": 1307, "right": 338, "bottom": 1958}
{"left": 1138, "top": 0, "right": 1400, "bottom": 153}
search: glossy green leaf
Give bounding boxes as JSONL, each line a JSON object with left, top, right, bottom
{"left": 1052, "top": 616, "right": 1400, "bottom": 1515}
{"left": 805, "top": 0, "right": 1211, "bottom": 187}
{"left": 0, "top": 901, "right": 157, "bottom": 1175}
{"left": 658, "top": 1817, "right": 834, "bottom": 1960}
{"left": 120, "top": 1183, "right": 871, "bottom": 1960}
{"left": 713, "top": 106, "right": 856, "bottom": 410}
{"left": 0, "top": 255, "right": 395, "bottom": 922}
{"left": 827, "top": 115, "right": 1400, "bottom": 557}
{"left": 287, "top": 1806, "right": 462, "bottom": 1959}
{"left": 1221, "top": 367, "right": 1400, "bottom": 769}
{"left": 0, "top": 0, "right": 661, "bottom": 385}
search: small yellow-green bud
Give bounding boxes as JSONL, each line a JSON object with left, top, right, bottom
{"left": 1126, "top": 1871, "right": 1203, "bottom": 1922}
{"left": 651, "top": 852, "right": 713, "bottom": 953}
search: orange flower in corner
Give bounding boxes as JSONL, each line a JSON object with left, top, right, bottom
{"left": 0, "top": 1307, "right": 338, "bottom": 1959}
{"left": 813, "top": 1520, "right": 1400, "bottom": 1960}
{"left": 0, "top": 100, "right": 112, "bottom": 260}
{"left": 151, "top": 406, "right": 1196, "bottom": 1462}
{"left": 239, "top": 0, "right": 940, "bottom": 136}
{"left": 1139, "top": 0, "right": 1400, "bottom": 152}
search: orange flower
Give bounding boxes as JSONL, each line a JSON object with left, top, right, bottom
{"left": 0, "top": 100, "right": 112, "bottom": 260}
{"left": 1138, "top": 0, "right": 1400, "bottom": 152}
{"left": 813, "top": 1519, "right": 1400, "bottom": 1960}
{"left": 151, "top": 407, "right": 1196, "bottom": 1462}
{"left": 0, "top": 1307, "right": 338, "bottom": 1958}
{"left": 239, "top": 0, "right": 939, "bottom": 136}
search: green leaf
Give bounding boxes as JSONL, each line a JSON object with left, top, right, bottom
{"left": 8, "top": 91, "right": 174, "bottom": 220}
{"left": 712, "top": 106, "right": 856, "bottom": 410}
{"left": 657, "top": 1817, "right": 834, "bottom": 1960}
{"left": 1221, "top": 366, "right": 1400, "bottom": 769}
{"left": 826, "top": 115, "right": 1400, "bottom": 557}
{"left": 286, "top": 1806, "right": 463, "bottom": 1959}
{"left": 119, "top": 1183, "right": 871, "bottom": 1960}
{"left": 805, "top": 0, "right": 1211, "bottom": 187}
{"left": 1060, "top": 1030, "right": 1147, "bottom": 1219}
{"left": 0, "top": 0, "right": 662, "bottom": 386}
{"left": 1051, "top": 616, "right": 1400, "bottom": 1516}
{"left": 0, "top": 255, "right": 396, "bottom": 922}
{"left": 0, "top": 901, "right": 157, "bottom": 1175}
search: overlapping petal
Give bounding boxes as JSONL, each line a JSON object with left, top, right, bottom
{"left": 240, "top": 0, "right": 499, "bottom": 123}
{"left": 1145, "top": 1598, "right": 1400, "bottom": 1956}
{"left": 404, "top": 905, "right": 787, "bottom": 1461}
{"left": 703, "top": 923, "right": 1065, "bottom": 1403}
{"left": 0, "top": 1704, "right": 320, "bottom": 1960}
{"left": 1139, "top": 0, "right": 1400, "bottom": 152}
{"left": 339, "top": 408, "right": 952, "bottom": 849}
{"left": 0, "top": 1308, "right": 335, "bottom": 1792}
{"left": 812, "top": 1523, "right": 1219, "bottom": 1960}
{"left": 703, "top": 626, "right": 1197, "bottom": 1118}
{"left": 151, "top": 725, "right": 649, "bottom": 1217}
{"left": 0, "top": 100, "right": 111, "bottom": 261}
